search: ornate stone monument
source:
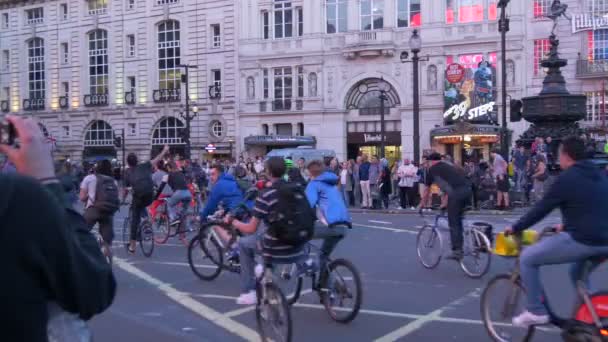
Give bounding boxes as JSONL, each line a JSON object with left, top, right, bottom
{"left": 519, "top": 1, "right": 586, "bottom": 146}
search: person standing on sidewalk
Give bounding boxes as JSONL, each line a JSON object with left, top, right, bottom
{"left": 359, "top": 155, "right": 371, "bottom": 209}
{"left": 353, "top": 157, "right": 362, "bottom": 207}
{"left": 512, "top": 146, "right": 528, "bottom": 191}
{"left": 379, "top": 163, "right": 392, "bottom": 209}
{"left": 369, "top": 155, "right": 382, "bottom": 209}
{"left": 398, "top": 158, "right": 418, "bottom": 210}
{"left": 492, "top": 150, "right": 510, "bottom": 210}
{"left": 340, "top": 161, "right": 354, "bottom": 207}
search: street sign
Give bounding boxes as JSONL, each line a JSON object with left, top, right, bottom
{"left": 205, "top": 143, "right": 216, "bottom": 153}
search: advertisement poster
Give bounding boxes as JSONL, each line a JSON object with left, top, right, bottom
{"left": 443, "top": 54, "right": 497, "bottom": 125}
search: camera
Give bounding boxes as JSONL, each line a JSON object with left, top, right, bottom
{"left": 0, "top": 120, "right": 16, "bottom": 145}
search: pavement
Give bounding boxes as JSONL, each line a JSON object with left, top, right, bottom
{"left": 88, "top": 207, "right": 608, "bottom": 342}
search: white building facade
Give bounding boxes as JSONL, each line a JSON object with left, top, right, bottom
{"left": 0, "top": 0, "right": 238, "bottom": 163}
{"left": 237, "top": 0, "right": 608, "bottom": 164}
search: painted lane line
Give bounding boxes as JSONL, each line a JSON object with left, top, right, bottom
{"left": 353, "top": 223, "right": 418, "bottom": 235}
{"left": 113, "top": 258, "right": 260, "bottom": 341}
{"left": 373, "top": 288, "right": 482, "bottom": 341}
{"left": 146, "top": 261, "right": 217, "bottom": 269}
{"left": 368, "top": 220, "right": 392, "bottom": 225}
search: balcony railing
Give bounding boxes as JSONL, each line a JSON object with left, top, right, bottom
{"left": 83, "top": 93, "right": 109, "bottom": 107}
{"left": 23, "top": 97, "right": 45, "bottom": 111}
{"left": 576, "top": 59, "right": 608, "bottom": 78}
{"left": 0, "top": 100, "right": 8, "bottom": 113}
{"left": 58, "top": 96, "right": 69, "bottom": 109}
{"left": 153, "top": 88, "right": 180, "bottom": 103}
{"left": 124, "top": 91, "right": 135, "bottom": 105}
{"left": 272, "top": 99, "right": 292, "bottom": 111}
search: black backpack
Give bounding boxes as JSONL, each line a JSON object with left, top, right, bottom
{"left": 93, "top": 175, "right": 120, "bottom": 214}
{"left": 131, "top": 164, "right": 154, "bottom": 206}
{"left": 268, "top": 182, "right": 315, "bottom": 246}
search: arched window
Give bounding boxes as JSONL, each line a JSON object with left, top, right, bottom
{"left": 88, "top": 29, "right": 108, "bottom": 94}
{"left": 27, "top": 38, "right": 45, "bottom": 100}
{"left": 158, "top": 20, "right": 181, "bottom": 90}
{"left": 84, "top": 120, "right": 113, "bottom": 146}
{"left": 152, "top": 117, "right": 185, "bottom": 145}
{"left": 211, "top": 121, "right": 223, "bottom": 138}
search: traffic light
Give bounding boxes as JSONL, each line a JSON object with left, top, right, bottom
{"left": 510, "top": 99, "right": 523, "bottom": 122}
{"left": 114, "top": 136, "right": 122, "bottom": 148}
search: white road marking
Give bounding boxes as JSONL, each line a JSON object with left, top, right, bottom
{"left": 146, "top": 261, "right": 217, "bottom": 269}
{"left": 368, "top": 220, "right": 392, "bottom": 225}
{"left": 373, "top": 288, "right": 482, "bottom": 342}
{"left": 353, "top": 223, "right": 418, "bottom": 234}
{"left": 114, "top": 258, "right": 260, "bottom": 341}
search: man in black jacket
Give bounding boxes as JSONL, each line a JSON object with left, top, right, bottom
{"left": 0, "top": 115, "right": 115, "bottom": 341}
{"left": 506, "top": 136, "right": 608, "bottom": 328}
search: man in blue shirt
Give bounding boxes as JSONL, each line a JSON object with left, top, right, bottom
{"left": 359, "top": 154, "right": 372, "bottom": 209}
{"left": 506, "top": 136, "right": 608, "bottom": 327}
{"left": 305, "top": 160, "right": 351, "bottom": 272}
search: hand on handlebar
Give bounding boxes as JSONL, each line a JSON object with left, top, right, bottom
{"left": 504, "top": 226, "right": 514, "bottom": 236}
{"left": 223, "top": 214, "right": 234, "bottom": 225}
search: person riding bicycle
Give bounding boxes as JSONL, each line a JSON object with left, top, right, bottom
{"left": 156, "top": 161, "right": 192, "bottom": 226}
{"left": 150, "top": 160, "right": 173, "bottom": 219}
{"left": 200, "top": 164, "right": 247, "bottom": 258}
{"left": 305, "top": 160, "right": 351, "bottom": 275}
{"left": 419, "top": 152, "right": 472, "bottom": 260}
{"left": 505, "top": 136, "right": 608, "bottom": 328}
{"left": 123, "top": 145, "right": 170, "bottom": 253}
{"left": 224, "top": 157, "right": 306, "bottom": 305}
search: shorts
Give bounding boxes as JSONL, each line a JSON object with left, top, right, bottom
{"left": 496, "top": 176, "right": 510, "bottom": 193}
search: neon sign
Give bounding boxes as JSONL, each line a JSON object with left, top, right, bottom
{"left": 443, "top": 101, "right": 495, "bottom": 121}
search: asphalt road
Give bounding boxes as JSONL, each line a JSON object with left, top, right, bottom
{"left": 88, "top": 207, "right": 608, "bottom": 342}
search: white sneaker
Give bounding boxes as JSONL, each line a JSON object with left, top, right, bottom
{"left": 512, "top": 310, "right": 549, "bottom": 328}
{"left": 410, "top": 207, "right": 416, "bottom": 210}
{"left": 236, "top": 291, "right": 257, "bottom": 305}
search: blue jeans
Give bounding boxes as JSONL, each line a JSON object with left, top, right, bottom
{"left": 520, "top": 232, "right": 608, "bottom": 315}
{"left": 167, "top": 189, "right": 191, "bottom": 221}
{"left": 238, "top": 226, "right": 267, "bottom": 293}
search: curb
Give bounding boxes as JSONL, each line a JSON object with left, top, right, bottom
{"left": 349, "top": 208, "right": 525, "bottom": 216}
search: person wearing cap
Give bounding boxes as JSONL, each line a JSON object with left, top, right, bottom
{"left": 419, "top": 152, "right": 472, "bottom": 260}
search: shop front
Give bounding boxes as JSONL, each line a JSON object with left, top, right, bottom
{"left": 346, "top": 121, "right": 401, "bottom": 164}
{"left": 431, "top": 122, "right": 500, "bottom": 165}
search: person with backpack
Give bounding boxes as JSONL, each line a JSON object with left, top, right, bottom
{"left": 123, "top": 145, "right": 170, "bottom": 254}
{"left": 305, "top": 159, "right": 351, "bottom": 276}
{"left": 79, "top": 159, "right": 120, "bottom": 258}
{"left": 225, "top": 157, "right": 314, "bottom": 305}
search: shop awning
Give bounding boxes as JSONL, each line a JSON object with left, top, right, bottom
{"left": 244, "top": 135, "right": 316, "bottom": 147}
{"left": 430, "top": 122, "right": 500, "bottom": 144}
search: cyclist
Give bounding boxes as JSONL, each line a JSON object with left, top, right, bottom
{"left": 419, "top": 152, "right": 471, "bottom": 260}
{"left": 200, "top": 164, "right": 246, "bottom": 255}
{"left": 224, "top": 157, "right": 305, "bottom": 305}
{"left": 123, "top": 145, "right": 170, "bottom": 253}
{"left": 150, "top": 160, "right": 172, "bottom": 219}
{"left": 305, "top": 159, "right": 351, "bottom": 276}
{"left": 156, "top": 161, "right": 192, "bottom": 226}
{"left": 505, "top": 136, "right": 608, "bottom": 327}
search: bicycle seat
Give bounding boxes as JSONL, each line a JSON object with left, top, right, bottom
{"left": 329, "top": 221, "right": 352, "bottom": 229}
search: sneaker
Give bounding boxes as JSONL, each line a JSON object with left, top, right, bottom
{"left": 410, "top": 207, "right": 416, "bottom": 210}
{"left": 170, "top": 219, "right": 181, "bottom": 226}
{"left": 226, "top": 248, "right": 240, "bottom": 264}
{"left": 512, "top": 310, "right": 550, "bottom": 328}
{"left": 236, "top": 291, "right": 257, "bottom": 305}
{"left": 446, "top": 250, "right": 464, "bottom": 261}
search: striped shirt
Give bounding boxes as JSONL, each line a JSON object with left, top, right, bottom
{"left": 253, "top": 180, "right": 304, "bottom": 261}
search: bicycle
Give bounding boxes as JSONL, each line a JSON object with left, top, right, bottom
{"left": 272, "top": 222, "right": 363, "bottom": 324}
{"left": 91, "top": 224, "right": 112, "bottom": 265}
{"left": 153, "top": 197, "right": 197, "bottom": 246}
{"left": 416, "top": 212, "right": 492, "bottom": 278}
{"left": 481, "top": 227, "right": 608, "bottom": 342}
{"left": 256, "top": 261, "right": 293, "bottom": 342}
{"left": 121, "top": 200, "right": 155, "bottom": 257}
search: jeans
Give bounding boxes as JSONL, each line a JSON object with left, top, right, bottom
{"left": 520, "top": 232, "right": 608, "bottom": 315}
{"left": 83, "top": 207, "right": 114, "bottom": 245}
{"left": 514, "top": 168, "right": 526, "bottom": 191}
{"left": 360, "top": 180, "right": 371, "bottom": 207}
{"left": 533, "top": 180, "right": 545, "bottom": 202}
{"left": 313, "top": 222, "right": 347, "bottom": 271}
{"left": 341, "top": 186, "right": 349, "bottom": 207}
{"left": 399, "top": 186, "right": 415, "bottom": 208}
{"left": 129, "top": 199, "right": 148, "bottom": 241}
{"left": 446, "top": 187, "right": 472, "bottom": 252}
{"left": 239, "top": 226, "right": 267, "bottom": 293}
{"left": 167, "top": 189, "right": 192, "bottom": 221}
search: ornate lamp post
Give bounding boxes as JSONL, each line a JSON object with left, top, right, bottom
{"left": 498, "top": 0, "right": 510, "bottom": 159}
{"left": 409, "top": 30, "right": 422, "bottom": 164}
{"left": 178, "top": 64, "right": 198, "bottom": 159}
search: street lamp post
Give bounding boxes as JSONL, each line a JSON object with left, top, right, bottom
{"left": 498, "top": 0, "right": 510, "bottom": 159}
{"left": 178, "top": 64, "right": 198, "bottom": 159}
{"left": 409, "top": 30, "right": 422, "bottom": 164}
{"left": 378, "top": 80, "right": 391, "bottom": 159}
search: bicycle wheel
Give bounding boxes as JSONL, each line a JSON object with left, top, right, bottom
{"left": 187, "top": 228, "right": 223, "bottom": 281}
{"left": 273, "top": 264, "right": 303, "bottom": 305}
{"left": 481, "top": 274, "right": 534, "bottom": 342}
{"left": 122, "top": 217, "right": 130, "bottom": 253}
{"left": 460, "top": 228, "right": 492, "bottom": 278}
{"left": 153, "top": 215, "right": 170, "bottom": 244}
{"left": 416, "top": 225, "right": 443, "bottom": 269}
{"left": 256, "top": 282, "right": 292, "bottom": 342}
{"left": 320, "top": 258, "right": 363, "bottom": 324}
{"left": 139, "top": 220, "right": 155, "bottom": 258}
